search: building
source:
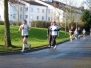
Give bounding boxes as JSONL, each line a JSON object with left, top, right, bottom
{"left": 0, "top": 0, "right": 49, "bottom": 25}
{"left": 0, "top": 0, "right": 84, "bottom": 25}
{"left": 37, "top": 0, "right": 84, "bottom": 24}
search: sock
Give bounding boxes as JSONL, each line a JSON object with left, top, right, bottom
{"left": 22, "top": 44, "right": 25, "bottom": 51}
{"left": 26, "top": 43, "right": 31, "bottom": 48}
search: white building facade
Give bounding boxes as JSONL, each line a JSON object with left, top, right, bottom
{"left": 0, "top": 0, "right": 50, "bottom": 25}
{"left": 0, "top": 0, "right": 84, "bottom": 25}
{"left": 35, "top": 0, "right": 64, "bottom": 23}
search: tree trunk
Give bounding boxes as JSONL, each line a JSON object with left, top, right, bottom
{"left": 4, "top": 0, "right": 12, "bottom": 47}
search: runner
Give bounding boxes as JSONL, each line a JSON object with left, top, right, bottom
{"left": 78, "top": 27, "right": 82, "bottom": 39}
{"left": 82, "top": 28, "right": 86, "bottom": 39}
{"left": 69, "top": 26, "right": 74, "bottom": 42}
{"left": 47, "top": 22, "right": 53, "bottom": 48}
{"left": 50, "top": 21, "right": 60, "bottom": 49}
{"left": 19, "top": 20, "right": 31, "bottom": 52}
{"left": 74, "top": 28, "right": 78, "bottom": 40}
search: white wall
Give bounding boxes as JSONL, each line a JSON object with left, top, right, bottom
{"left": 9, "top": 3, "right": 25, "bottom": 21}
{"left": 28, "top": 5, "right": 47, "bottom": 21}
{"left": 35, "top": 0, "right": 64, "bottom": 22}
{"left": 21, "top": 1, "right": 48, "bottom": 25}
{"left": 0, "top": 0, "right": 4, "bottom": 21}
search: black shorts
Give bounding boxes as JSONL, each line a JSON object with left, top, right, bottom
{"left": 22, "top": 35, "right": 28, "bottom": 38}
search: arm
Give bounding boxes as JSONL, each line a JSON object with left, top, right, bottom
{"left": 54, "top": 26, "right": 61, "bottom": 31}
{"left": 47, "top": 27, "right": 50, "bottom": 36}
{"left": 19, "top": 26, "right": 22, "bottom": 31}
{"left": 28, "top": 26, "right": 30, "bottom": 30}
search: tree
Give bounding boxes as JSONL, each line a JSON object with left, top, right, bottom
{"left": 4, "top": 0, "right": 12, "bottom": 47}
{"left": 81, "top": 10, "right": 91, "bottom": 30}
{"left": 82, "top": 0, "right": 91, "bottom": 10}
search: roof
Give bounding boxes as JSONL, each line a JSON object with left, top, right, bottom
{"left": 24, "top": 1, "right": 47, "bottom": 7}
{"left": 9, "top": 0, "right": 25, "bottom": 5}
{"left": 43, "top": 1, "right": 84, "bottom": 11}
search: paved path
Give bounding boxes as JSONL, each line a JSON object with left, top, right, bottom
{"left": 0, "top": 36, "right": 91, "bottom": 68}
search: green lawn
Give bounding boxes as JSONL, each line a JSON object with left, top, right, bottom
{"left": 0, "top": 25, "right": 70, "bottom": 52}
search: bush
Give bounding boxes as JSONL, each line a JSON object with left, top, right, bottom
{"left": 10, "top": 21, "right": 21, "bottom": 26}
{"left": 31, "top": 20, "right": 51, "bottom": 28}
{"left": 0, "top": 21, "right": 22, "bottom": 26}
{"left": 0, "top": 21, "right": 4, "bottom": 25}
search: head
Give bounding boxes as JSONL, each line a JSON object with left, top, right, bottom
{"left": 50, "top": 22, "right": 53, "bottom": 26}
{"left": 71, "top": 26, "right": 73, "bottom": 29}
{"left": 75, "top": 28, "right": 77, "bottom": 30}
{"left": 22, "top": 20, "right": 27, "bottom": 24}
{"left": 53, "top": 21, "right": 56, "bottom": 25}
{"left": 78, "top": 27, "right": 80, "bottom": 30}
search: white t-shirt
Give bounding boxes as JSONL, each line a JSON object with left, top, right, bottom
{"left": 20, "top": 24, "right": 29, "bottom": 36}
{"left": 50, "top": 25, "right": 59, "bottom": 35}
{"left": 74, "top": 30, "right": 78, "bottom": 35}
{"left": 82, "top": 29, "right": 86, "bottom": 34}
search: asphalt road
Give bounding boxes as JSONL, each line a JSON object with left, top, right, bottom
{"left": 0, "top": 36, "right": 91, "bottom": 68}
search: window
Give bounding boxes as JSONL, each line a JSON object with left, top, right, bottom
{"left": 37, "top": 8, "right": 39, "bottom": 12}
{"left": 48, "top": 9, "right": 50, "bottom": 13}
{"left": 51, "top": 17, "right": 53, "bottom": 20}
{"left": 13, "top": 14, "right": 16, "bottom": 19}
{"left": 20, "top": 14, "right": 22, "bottom": 19}
{"left": 25, "top": 15, "right": 28, "bottom": 19}
{"left": 37, "top": 16, "right": 39, "bottom": 20}
{"left": 42, "top": 16, "right": 44, "bottom": 20}
{"left": 20, "top": 7, "right": 22, "bottom": 11}
{"left": 42, "top": 9, "right": 44, "bottom": 13}
{"left": 25, "top": 7, "right": 28, "bottom": 12}
{"left": 48, "top": 17, "right": 50, "bottom": 21}
{"left": 13, "top": 6, "right": 16, "bottom": 11}
{"left": 30, "top": 7, "right": 33, "bottom": 12}
{"left": 30, "top": 15, "right": 33, "bottom": 20}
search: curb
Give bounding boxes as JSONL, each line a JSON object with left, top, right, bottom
{"left": 0, "top": 39, "right": 70, "bottom": 56}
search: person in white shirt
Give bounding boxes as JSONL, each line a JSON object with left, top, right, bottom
{"left": 74, "top": 28, "right": 78, "bottom": 40}
{"left": 50, "top": 21, "right": 60, "bottom": 49}
{"left": 82, "top": 29, "right": 86, "bottom": 39}
{"left": 19, "top": 20, "right": 31, "bottom": 52}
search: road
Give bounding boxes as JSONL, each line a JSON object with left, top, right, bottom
{"left": 0, "top": 36, "right": 91, "bottom": 68}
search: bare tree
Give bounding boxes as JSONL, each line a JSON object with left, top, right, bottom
{"left": 82, "top": 0, "right": 91, "bottom": 11}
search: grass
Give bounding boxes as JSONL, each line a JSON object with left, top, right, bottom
{"left": 0, "top": 25, "right": 70, "bottom": 52}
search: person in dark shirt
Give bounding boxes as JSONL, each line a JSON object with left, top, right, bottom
{"left": 47, "top": 22, "right": 53, "bottom": 48}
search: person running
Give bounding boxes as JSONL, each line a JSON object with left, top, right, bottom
{"left": 74, "top": 28, "right": 78, "bottom": 40}
{"left": 50, "top": 21, "right": 60, "bottom": 49}
{"left": 47, "top": 22, "right": 53, "bottom": 48}
{"left": 69, "top": 26, "right": 74, "bottom": 42}
{"left": 19, "top": 20, "right": 31, "bottom": 52}
{"left": 78, "top": 27, "right": 82, "bottom": 39}
{"left": 82, "top": 28, "right": 86, "bottom": 39}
